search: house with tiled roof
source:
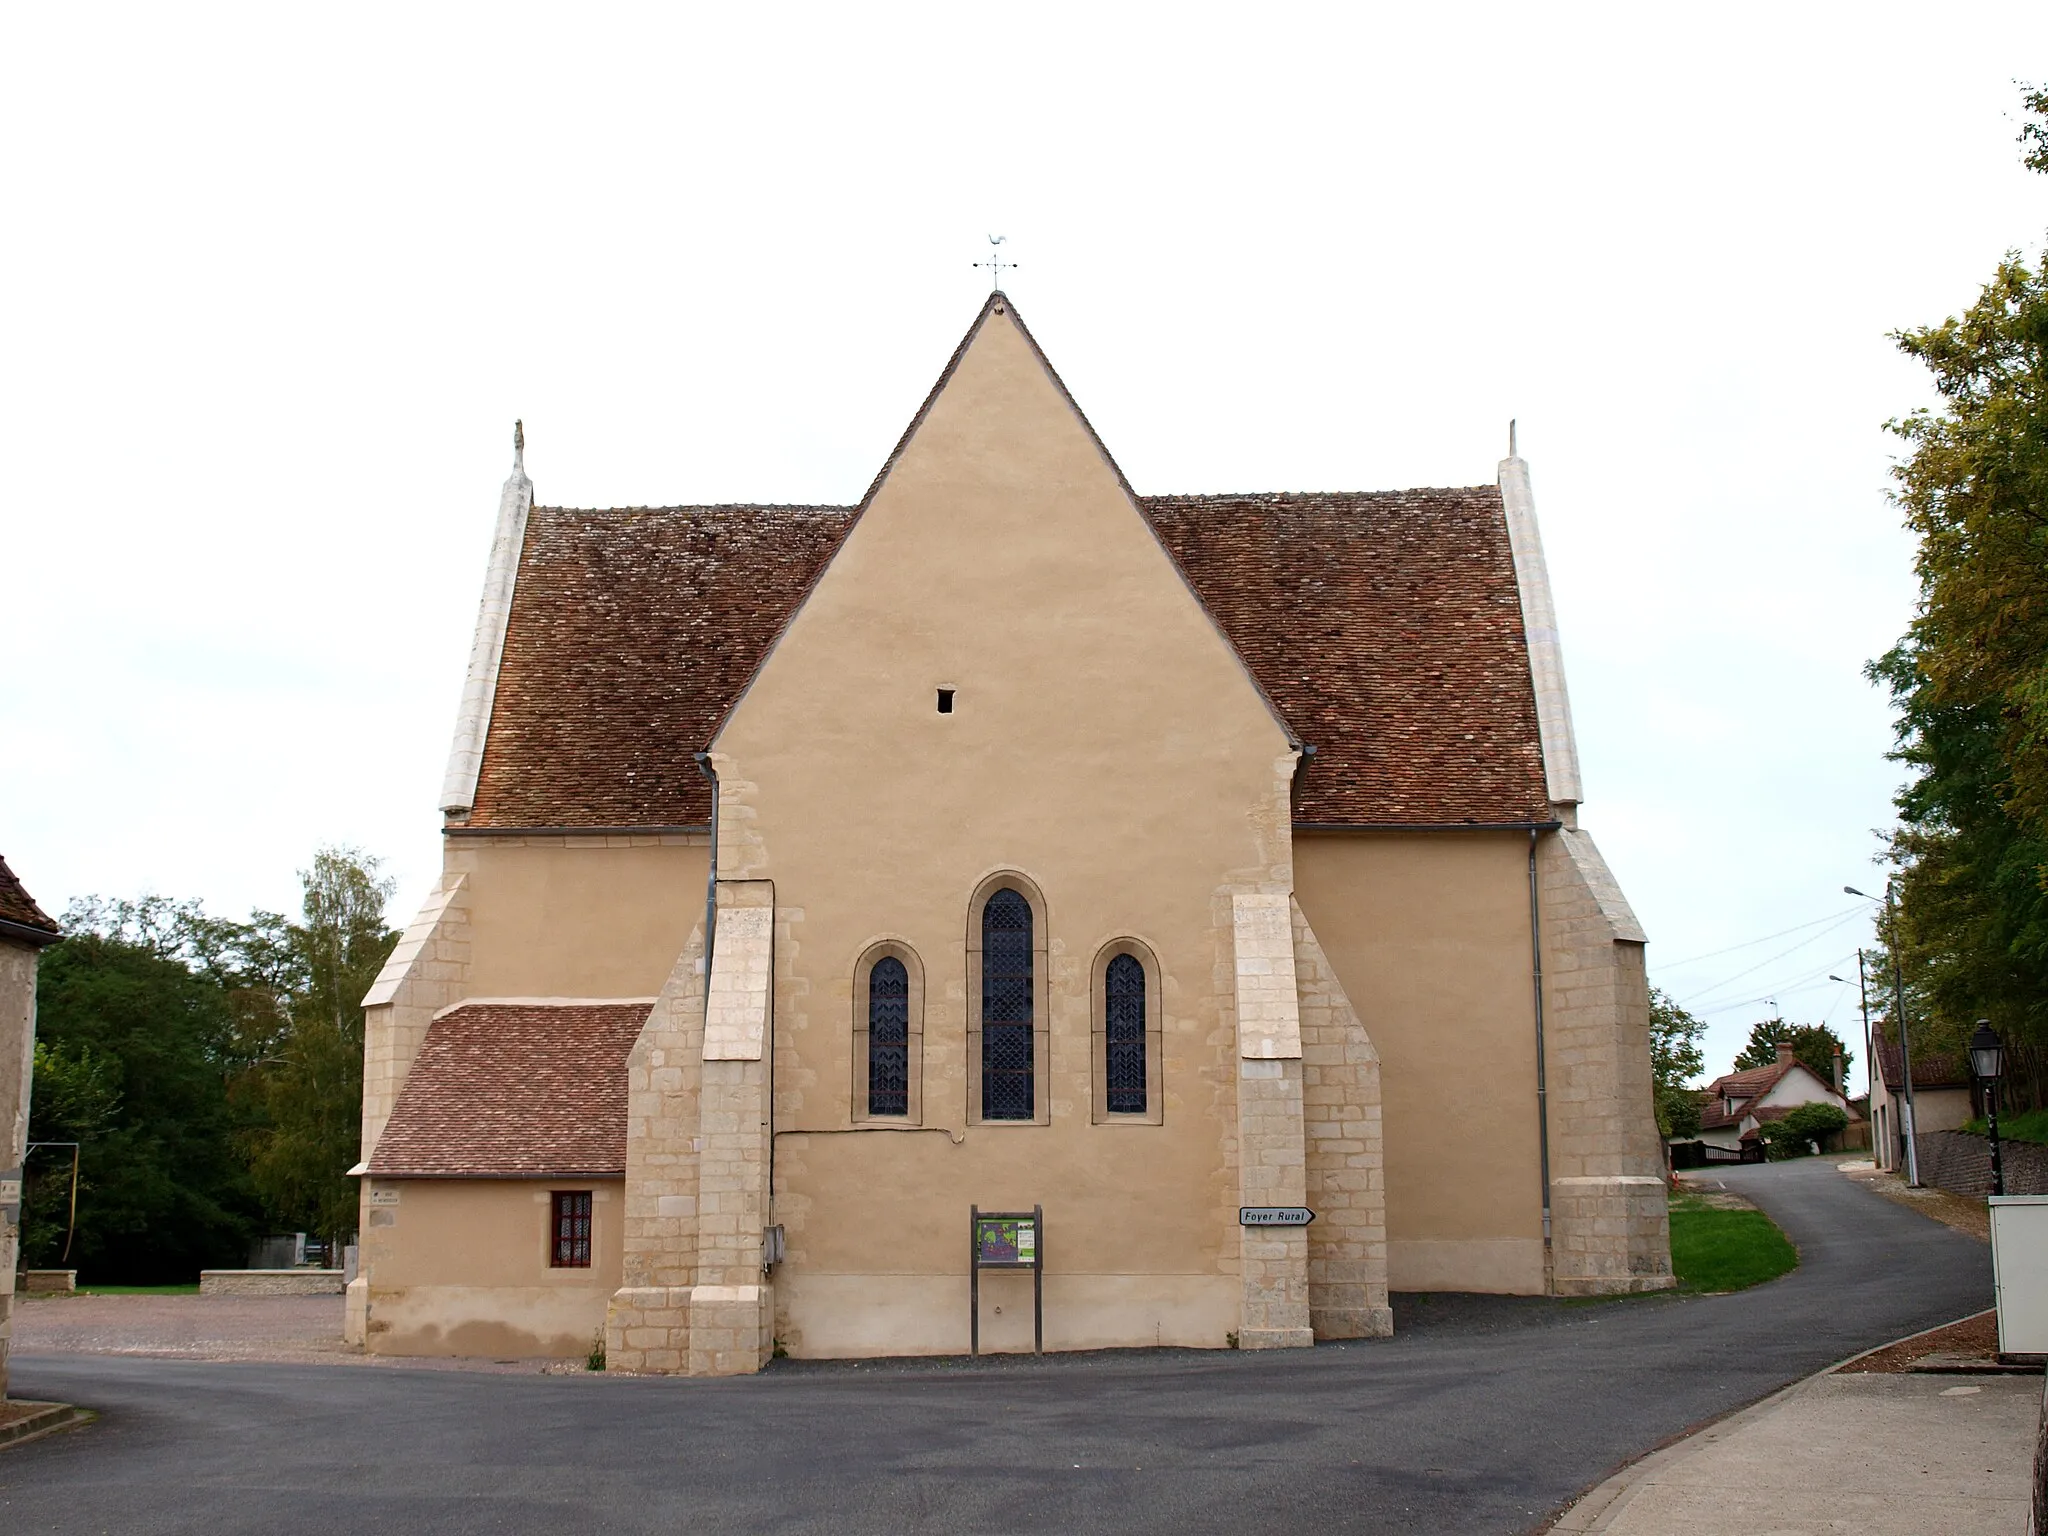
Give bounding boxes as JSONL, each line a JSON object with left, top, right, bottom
{"left": 1, "top": 854, "right": 62, "bottom": 1398}
{"left": 1694, "top": 1044, "right": 1852, "bottom": 1157}
{"left": 1867, "top": 1030, "right": 1974, "bottom": 1175}
{"left": 350, "top": 293, "right": 1669, "bottom": 1371}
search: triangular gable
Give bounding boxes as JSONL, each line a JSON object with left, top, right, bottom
{"left": 708, "top": 292, "right": 1297, "bottom": 752}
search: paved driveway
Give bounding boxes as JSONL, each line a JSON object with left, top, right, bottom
{"left": 0, "top": 1159, "right": 1992, "bottom": 1535}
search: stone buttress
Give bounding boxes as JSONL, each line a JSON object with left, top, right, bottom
{"left": 606, "top": 880, "right": 777, "bottom": 1375}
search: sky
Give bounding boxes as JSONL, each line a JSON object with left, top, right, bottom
{"left": 4, "top": 4, "right": 2047, "bottom": 1091}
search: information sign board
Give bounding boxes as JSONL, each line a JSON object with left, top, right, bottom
{"left": 970, "top": 1204, "right": 1044, "bottom": 1356}
{"left": 975, "top": 1214, "right": 1037, "bottom": 1266}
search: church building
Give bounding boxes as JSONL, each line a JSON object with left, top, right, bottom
{"left": 348, "top": 292, "right": 1670, "bottom": 1372}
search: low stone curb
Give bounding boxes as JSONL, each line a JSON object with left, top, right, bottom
{"left": 0, "top": 1401, "right": 89, "bottom": 1450}
{"left": 1546, "top": 1376, "right": 1812, "bottom": 1533}
{"left": 1546, "top": 1310, "right": 2006, "bottom": 1533}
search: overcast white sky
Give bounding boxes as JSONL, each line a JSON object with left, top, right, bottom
{"left": 5, "top": 5, "right": 2047, "bottom": 1089}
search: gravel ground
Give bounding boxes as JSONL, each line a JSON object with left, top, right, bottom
{"left": 1838, "top": 1310, "right": 2005, "bottom": 1372}
{"left": 10, "top": 1294, "right": 583, "bottom": 1374}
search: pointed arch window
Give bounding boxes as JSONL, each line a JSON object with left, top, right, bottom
{"left": 853, "top": 942, "right": 923, "bottom": 1123}
{"left": 981, "top": 889, "right": 1034, "bottom": 1121}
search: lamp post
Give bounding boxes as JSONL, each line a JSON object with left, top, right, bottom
{"left": 1970, "top": 1019, "right": 2005, "bottom": 1198}
{"left": 1830, "top": 953, "right": 1875, "bottom": 1157}
{"left": 1847, "top": 884, "right": 1920, "bottom": 1187}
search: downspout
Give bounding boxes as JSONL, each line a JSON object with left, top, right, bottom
{"left": 1528, "top": 829, "right": 1554, "bottom": 1269}
{"left": 693, "top": 753, "right": 719, "bottom": 982}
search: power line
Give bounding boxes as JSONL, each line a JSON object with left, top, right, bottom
{"left": 1656, "top": 903, "right": 1871, "bottom": 971}
{"left": 1687, "top": 952, "right": 1863, "bottom": 1017}
{"left": 1673, "top": 913, "right": 1869, "bottom": 1007}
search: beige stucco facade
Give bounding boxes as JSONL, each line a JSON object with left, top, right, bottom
{"left": 354, "top": 1176, "right": 622, "bottom": 1357}
{"left": 352, "top": 295, "right": 1667, "bottom": 1369}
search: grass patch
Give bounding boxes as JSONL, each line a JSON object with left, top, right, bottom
{"left": 1668, "top": 1192, "right": 1797, "bottom": 1293}
{"left": 1961, "top": 1107, "right": 2048, "bottom": 1145}
{"left": 76, "top": 1284, "right": 201, "bottom": 1296}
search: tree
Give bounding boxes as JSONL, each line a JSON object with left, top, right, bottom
{"left": 1758, "top": 1102, "right": 1851, "bottom": 1161}
{"left": 239, "top": 848, "right": 399, "bottom": 1256}
{"left": 1731, "top": 1019, "right": 1852, "bottom": 1090}
{"left": 27, "top": 851, "right": 399, "bottom": 1280}
{"left": 28, "top": 911, "right": 265, "bottom": 1280}
{"left": 1871, "top": 84, "right": 2048, "bottom": 1111}
{"left": 1649, "top": 988, "right": 1707, "bottom": 1139}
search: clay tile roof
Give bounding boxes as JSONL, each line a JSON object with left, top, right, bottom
{"left": 1874, "top": 1036, "right": 1972, "bottom": 1093}
{"left": 366, "top": 1002, "right": 652, "bottom": 1177}
{"left": 1142, "top": 490, "right": 1548, "bottom": 825}
{"left": 1698, "top": 1092, "right": 1745, "bottom": 1130}
{"left": 464, "top": 487, "right": 1552, "bottom": 829}
{"left": 467, "top": 506, "right": 855, "bottom": 829}
{"left": 0, "top": 854, "right": 61, "bottom": 945}
{"left": 1704, "top": 1062, "right": 1794, "bottom": 1102}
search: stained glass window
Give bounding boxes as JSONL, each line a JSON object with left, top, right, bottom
{"left": 1105, "top": 953, "right": 1147, "bottom": 1114}
{"left": 868, "top": 955, "right": 910, "bottom": 1116}
{"left": 982, "top": 889, "right": 1034, "bottom": 1120}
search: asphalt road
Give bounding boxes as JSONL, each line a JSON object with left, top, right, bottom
{"left": 0, "top": 1159, "right": 1992, "bottom": 1535}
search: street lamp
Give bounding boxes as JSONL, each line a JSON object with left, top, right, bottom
{"left": 1830, "top": 958, "right": 1875, "bottom": 1157}
{"left": 1847, "top": 884, "right": 1921, "bottom": 1187}
{"left": 1971, "top": 1019, "right": 2005, "bottom": 1198}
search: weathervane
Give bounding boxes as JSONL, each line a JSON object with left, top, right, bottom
{"left": 973, "top": 234, "right": 1016, "bottom": 291}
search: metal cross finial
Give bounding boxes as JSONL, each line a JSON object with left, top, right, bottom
{"left": 973, "top": 234, "right": 1016, "bottom": 291}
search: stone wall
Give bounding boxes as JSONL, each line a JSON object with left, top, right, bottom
{"left": 200, "top": 1269, "right": 346, "bottom": 1296}
{"left": 1915, "top": 1130, "right": 2048, "bottom": 1197}
{"left": 1229, "top": 894, "right": 1313, "bottom": 1350}
{"left": 605, "top": 930, "right": 706, "bottom": 1374}
{"left": 1290, "top": 899, "right": 1391, "bottom": 1339}
{"left": 1538, "top": 827, "right": 1674, "bottom": 1295}
{"left": 2, "top": 936, "right": 41, "bottom": 1397}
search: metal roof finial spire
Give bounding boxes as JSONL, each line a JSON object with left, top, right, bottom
{"left": 973, "top": 234, "right": 1017, "bottom": 292}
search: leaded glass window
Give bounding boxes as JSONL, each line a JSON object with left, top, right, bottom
{"left": 1105, "top": 953, "right": 1147, "bottom": 1114}
{"left": 550, "top": 1190, "right": 592, "bottom": 1268}
{"left": 868, "top": 955, "right": 910, "bottom": 1116}
{"left": 981, "top": 889, "right": 1034, "bottom": 1120}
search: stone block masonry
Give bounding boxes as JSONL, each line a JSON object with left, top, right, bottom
{"left": 1539, "top": 828, "right": 1673, "bottom": 1295}
{"left": 1231, "top": 893, "right": 1313, "bottom": 1349}
{"left": 1291, "top": 899, "right": 1392, "bottom": 1339}
{"left": 200, "top": 1269, "right": 345, "bottom": 1297}
{"left": 608, "top": 881, "right": 777, "bottom": 1377}
{"left": 605, "top": 932, "right": 708, "bottom": 1373}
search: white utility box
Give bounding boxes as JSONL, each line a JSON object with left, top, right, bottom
{"left": 1989, "top": 1195, "right": 2048, "bottom": 1355}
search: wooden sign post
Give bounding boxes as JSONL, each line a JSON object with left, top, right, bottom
{"left": 969, "top": 1204, "right": 1043, "bottom": 1356}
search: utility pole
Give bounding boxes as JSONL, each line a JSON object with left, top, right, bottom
{"left": 1847, "top": 883, "right": 1921, "bottom": 1186}
{"left": 1887, "top": 887, "right": 1922, "bottom": 1188}
{"left": 1852, "top": 953, "right": 1874, "bottom": 1160}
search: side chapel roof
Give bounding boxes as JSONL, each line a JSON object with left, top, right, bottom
{"left": 460, "top": 297, "right": 1555, "bottom": 832}
{"left": 0, "top": 854, "right": 61, "bottom": 947}
{"left": 367, "top": 1001, "right": 652, "bottom": 1177}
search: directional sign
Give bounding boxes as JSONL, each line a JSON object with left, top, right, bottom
{"left": 1239, "top": 1206, "right": 1315, "bottom": 1227}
